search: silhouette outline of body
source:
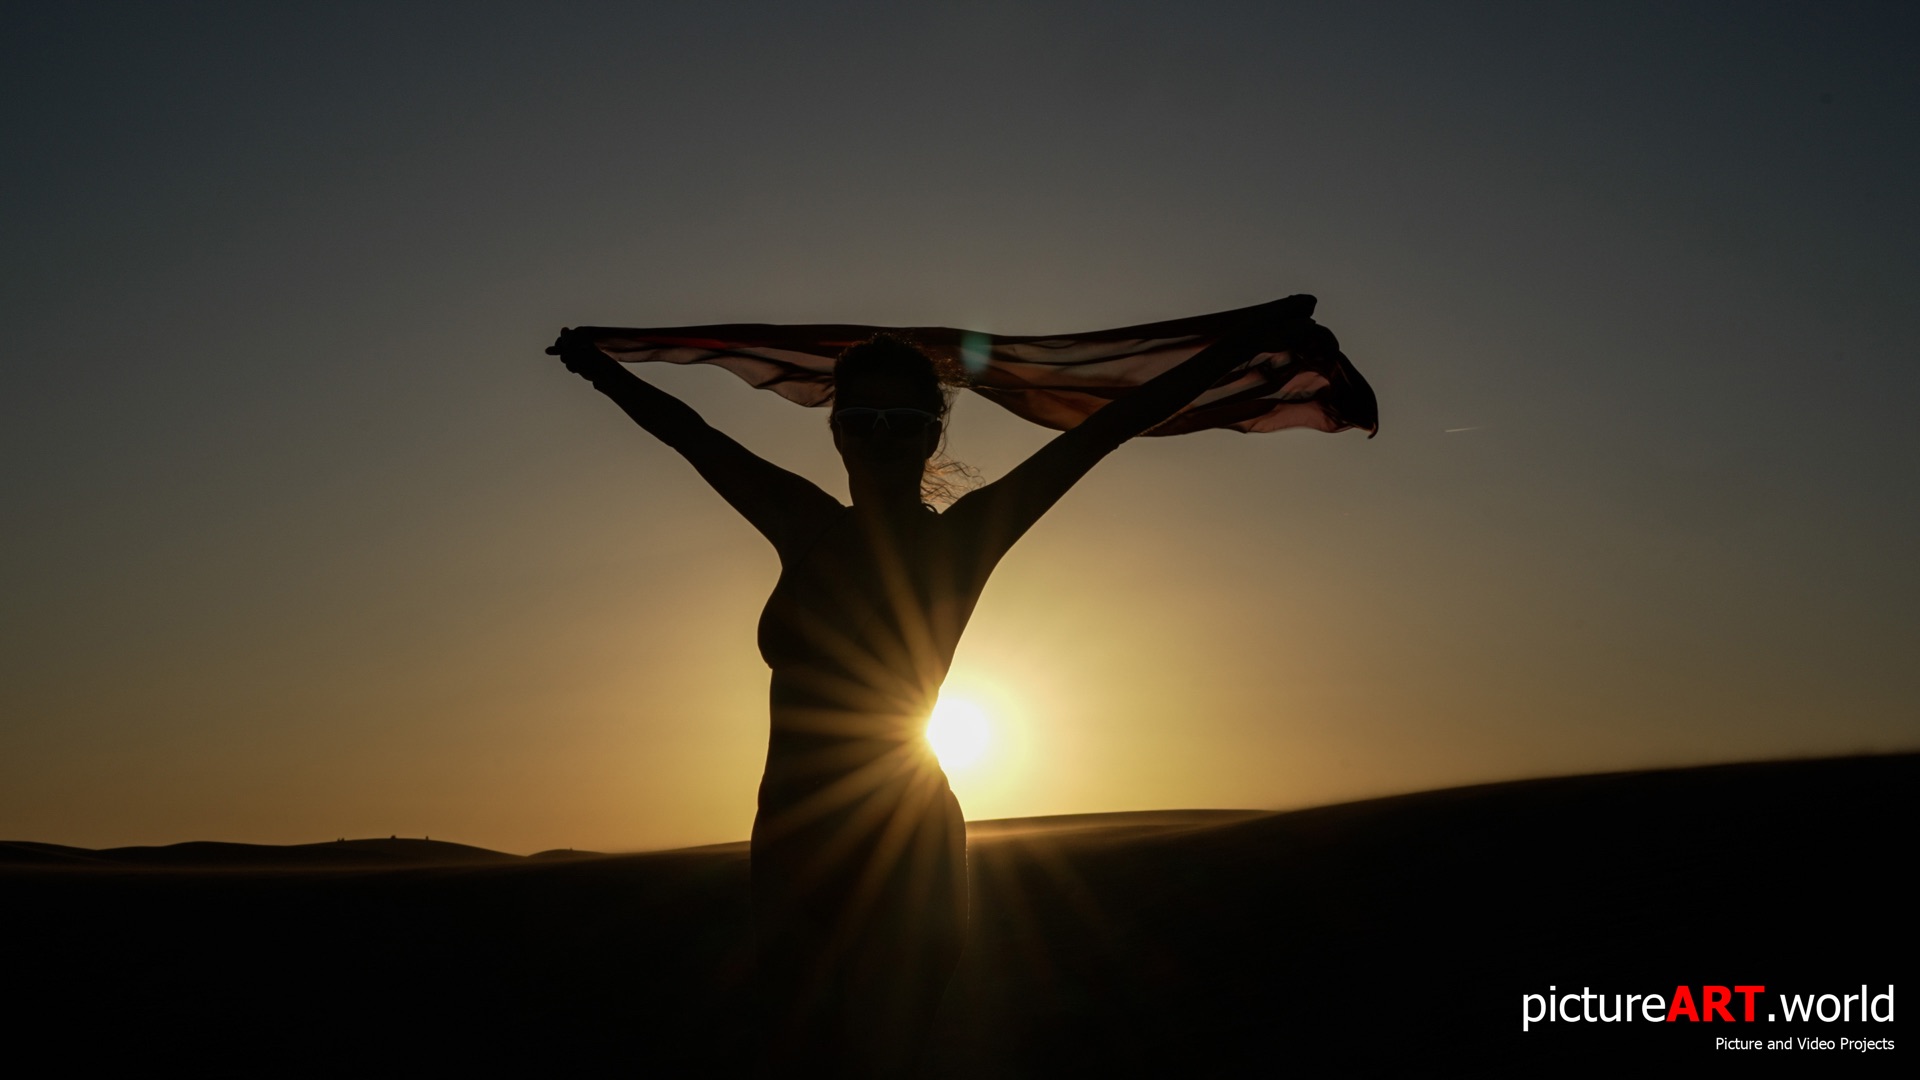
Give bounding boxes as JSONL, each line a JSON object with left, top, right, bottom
{"left": 554, "top": 308, "right": 1314, "bottom": 1075}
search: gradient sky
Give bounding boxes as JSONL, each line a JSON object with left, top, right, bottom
{"left": 4, "top": 2, "right": 1915, "bottom": 853}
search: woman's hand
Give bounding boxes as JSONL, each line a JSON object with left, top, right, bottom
{"left": 547, "top": 328, "right": 624, "bottom": 384}
{"left": 1218, "top": 310, "right": 1329, "bottom": 361}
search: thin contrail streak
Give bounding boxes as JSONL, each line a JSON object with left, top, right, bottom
{"left": 1444, "top": 426, "right": 1481, "bottom": 433}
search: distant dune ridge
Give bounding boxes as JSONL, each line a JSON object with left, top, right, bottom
{"left": 0, "top": 812, "right": 1259, "bottom": 869}
{"left": 6, "top": 754, "right": 1911, "bottom": 1073}
{"left": 0, "top": 836, "right": 527, "bottom": 868}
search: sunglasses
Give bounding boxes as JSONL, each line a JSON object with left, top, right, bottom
{"left": 829, "top": 407, "right": 939, "bottom": 437}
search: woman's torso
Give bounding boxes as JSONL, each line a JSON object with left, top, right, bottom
{"left": 754, "top": 503, "right": 989, "bottom": 801}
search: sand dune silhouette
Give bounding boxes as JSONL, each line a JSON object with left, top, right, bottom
{"left": 7, "top": 754, "right": 1909, "bottom": 1073}
{"left": 0, "top": 836, "right": 522, "bottom": 869}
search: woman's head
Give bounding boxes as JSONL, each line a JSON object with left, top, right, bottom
{"left": 833, "top": 334, "right": 953, "bottom": 415}
{"left": 831, "top": 334, "right": 974, "bottom": 504}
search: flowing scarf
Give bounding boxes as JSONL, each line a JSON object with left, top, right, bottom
{"left": 561, "top": 294, "right": 1377, "bottom": 437}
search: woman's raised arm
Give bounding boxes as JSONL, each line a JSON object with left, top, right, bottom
{"left": 946, "top": 312, "right": 1323, "bottom": 560}
{"left": 550, "top": 331, "right": 841, "bottom": 557}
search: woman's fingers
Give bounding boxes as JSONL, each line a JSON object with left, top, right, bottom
{"left": 1242, "top": 316, "right": 1335, "bottom": 358}
{"left": 549, "top": 327, "right": 609, "bottom": 354}
{"left": 547, "top": 328, "right": 613, "bottom": 374}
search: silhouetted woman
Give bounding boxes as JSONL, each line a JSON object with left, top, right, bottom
{"left": 553, "top": 314, "right": 1299, "bottom": 1076}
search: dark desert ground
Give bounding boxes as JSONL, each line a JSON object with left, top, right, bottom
{"left": 7, "top": 753, "right": 1909, "bottom": 1074}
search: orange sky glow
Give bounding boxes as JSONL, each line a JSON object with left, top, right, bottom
{"left": 3, "top": 5, "right": 1915, "bottom": 853}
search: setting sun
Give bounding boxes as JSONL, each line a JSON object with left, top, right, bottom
{"left": 926, "top": 695, "right": 992, "bottom": 771}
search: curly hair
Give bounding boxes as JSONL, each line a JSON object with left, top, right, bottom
{"left": 833, "top": 334, "right": 979, "bottom": 506}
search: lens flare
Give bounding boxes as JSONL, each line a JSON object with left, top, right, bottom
{"left": 926, "top": 695, "right": 991, "bottom": 771}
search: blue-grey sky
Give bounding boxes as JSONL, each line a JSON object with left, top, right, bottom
{"left": 3, "top": 2, "right": 1915, "bottom": 852}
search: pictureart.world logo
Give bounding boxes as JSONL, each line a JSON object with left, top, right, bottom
{"left": 1519, "top": 984, "right": 1895, "bottom": 1051}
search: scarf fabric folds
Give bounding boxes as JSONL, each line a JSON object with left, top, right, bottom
{"left": 565, "top": 294, "right": 1378, "bottom": 437}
